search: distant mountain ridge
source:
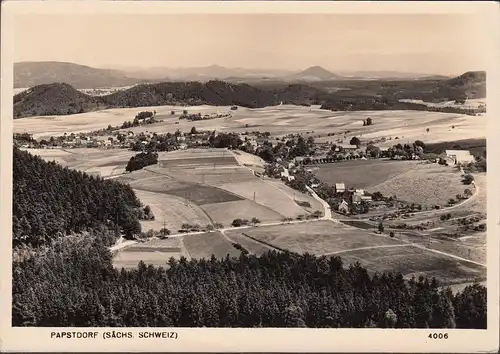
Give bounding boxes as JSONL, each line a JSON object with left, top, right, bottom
{"left": 15, "top": 61, "right": 456, "bottom": 89}
{"left": 14, "top": 62, "right": 146, "bottom": 89}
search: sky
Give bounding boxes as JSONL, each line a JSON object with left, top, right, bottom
{"left": 13, "top": 13, "right": 487, "bottom": 75}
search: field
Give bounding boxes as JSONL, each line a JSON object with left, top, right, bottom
{"left": 225, "top": 220, "right": 404, "bottom": 255}
{"left": 22, "top": 147, "right": 135, "bottom": 177}
{"left": 315, "top": 159, "right": 421, "bottom": 189}
{"left": 224, "top": 232, "right": 275, "bottom": 256}
{"left": 201, "top": 200, "right": 283, "bottom": 227}
{"left": 113, "top": 237, "right": 186, "bottom": 269}
{"left": 133, "top": 189, "right": 212, "bottom": 232}
{"left": 181, "top": 231, "right": 242, "bottom": 260}
{"left": 338, "top": 246, "right": 485, "bottom": 286}
{"left": 367, "top": 163, "right": 467, "bottom": 207}
{"left": 217, "top": 180, "right": 310, "bottom": 218}
{"left": 224, "top": 220, "right": 486, "bottom": 286}
{"left": 14, "top": 104, "right": 486, "bottom": 144}
{"left": 263, "top": 178, "right": 324, "bottom": 214}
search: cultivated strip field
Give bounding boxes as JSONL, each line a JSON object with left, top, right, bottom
{"left": 181, "top": 231, "right": 241, "bottom": 260}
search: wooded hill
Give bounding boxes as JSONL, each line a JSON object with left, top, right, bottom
{"left": 13, "top": 147, "right": 146, "bottom": 247}
{"left": 13, "top": 71, "right": 485, "bottom": 119}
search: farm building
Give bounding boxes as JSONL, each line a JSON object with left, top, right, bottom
{"left": 441, "top": 150, "right": 475, "bottom": 165}
{"left": 338, "top": 200, "right": 350, "bottom": 214}
{"left": 335, "top": 182, "right": 346, "bottom": 193}
{"left": 335, "top": 144, "right": 358, "bottom": 152}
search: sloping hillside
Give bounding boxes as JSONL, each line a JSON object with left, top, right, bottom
{"left": 14, "top": 61, "right": 143, "bottom": 89}
{"left": 13, "top": 83, "right": 103, "bottom": 118}
{"left": 12, "top": 147, "right": 145, "bottom": 247}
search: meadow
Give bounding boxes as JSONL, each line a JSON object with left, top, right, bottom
{"left": 367, "top": 163, "right": 467, "bottom": 207}
{"left": 338, "top": 245, "right": 486, "bottom": 286}
{"left": 315, "top": 159, "right": 421, "bottom": 189}
{"left": 224, "top": 220, "right": 404, "bottom": 256}
{"left": 181, "top": 231, "right": 241, "bottom": 260}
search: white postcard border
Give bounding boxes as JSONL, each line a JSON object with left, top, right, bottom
{"left": 1, "top": 1, "right": 499, "bottom": 353}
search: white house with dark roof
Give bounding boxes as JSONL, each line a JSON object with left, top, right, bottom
{"left": 335, "top": 182, "right": 346, "bottom": 193}
{"left": 442, "top": 150, "right": 475, "bottom": 165}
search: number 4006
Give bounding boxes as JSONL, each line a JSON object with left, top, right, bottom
{"left": 428, "top": 333, "right": 448, "bottom": 339}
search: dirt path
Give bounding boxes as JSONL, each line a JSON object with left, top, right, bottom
{"left": 410, "top": 243, "right": 486, "bottom": 267}
{"left": 306, "top": 186, "right": 333, "bottom": 220}
{"left": 322, "top": 244, "right": 411, "bottom": 256}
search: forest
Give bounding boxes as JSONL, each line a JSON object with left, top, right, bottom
{"left": 12, "top": 236, "right": 486, "bottom": 328}
{"left": 12, "top": 147, "right": 146, "bottom": 246}
{"left": 12, "top": 147, "right": 487, "bottom": 329}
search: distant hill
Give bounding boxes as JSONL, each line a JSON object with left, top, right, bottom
{"left": 13, "top": 83, "right": 102, "bottom": 118}
{"left": 289, "top": 66, "right": 342, "bottom": 81}
{"left": 445, "top": 71, "right": 486, "bottom": 87}
{"left": 14, "top": 61, "right": 144, "bottom": 89}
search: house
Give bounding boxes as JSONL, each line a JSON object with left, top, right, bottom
{"left": 338, "top": 199, "right": 350, "bottom": 214}
{"left": 441, "top": 150, "right": 475, "bottom": 165}
{"left": 295, "top": 156, "right": 306, "bottom": 164}
{"left": 336, "top": 144, "right": 358, "bottom": 152}
{"left": 335, "top": 182, "right": 346, "bottom": 193}
{"left": 352, "top": 194, "right": 363, "bottom": 204}
{"left": 280, "top": 169, "right": 290, "bottom": 179}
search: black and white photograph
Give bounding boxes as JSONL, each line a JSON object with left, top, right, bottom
{"left": 1, "top": 1, "right": 499, "bottom": 352}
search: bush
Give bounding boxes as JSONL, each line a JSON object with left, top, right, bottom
{"left": 231, "top": 219, "right": 249, "bottom": 227}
